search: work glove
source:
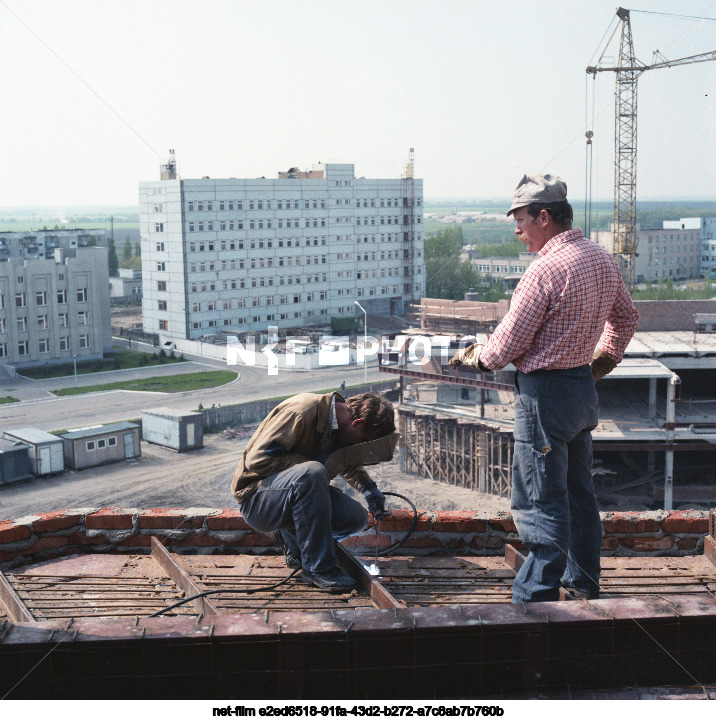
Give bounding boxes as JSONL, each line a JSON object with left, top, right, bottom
{"left": 591, "top": 348, "right": 617, "bottom": 382}
{"left": 448, "top": 343, "right": 484, "bottom": 369}
{"left": 362, "top": 481, "right": 388, "bottom": 518}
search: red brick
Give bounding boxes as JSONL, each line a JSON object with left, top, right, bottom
{"left": 139, "top": 513, "right": 191, "bottom": 530}
{"left": 400, "top": 536, "right": 444, "bottom": 549}
{"left": 171, "top": 533, "right": 222, "bottom": 547}
{"left": 68, "top": 532, "right": 109, "bottom": 546}
{"left": 677, "top": 537, "right": 698, "bottom": 551}
{"left": 602, "top": 513, "right": 660, "bottom": 534}
{"left": 0, "top": 524, "right": 32, "bottom": 544}
{"left": 432, "top": 512, "right": 486, "bottom": 533}
{"left": 601, "top": 537, "right": 619, "bottom": 551}
{"left": 33, "top": 512, "right": 82, "bottom": 534}
{"left": 25, "top": 536, "right": 69, "bottom": 555}
{"left": 468, "top": 538, "right": 485, "bottom": 550}
{"left": 344, "top": 534, "right": 391, "bottom": 549}
{"left": 488, "top": 517, "right": 516, "bottom": 533}
{"left": 620, "top": 536, "right": 674, "bottom": 551}
{"left": 206, "top": 510, "right": 251, "bottom": 531}
{"left": 482, "top": 535, "right": 507, "bottom": 550}
{"left": 375, "top": 509, "right": 429, "bottom": 532}
{"left": 661, "top": 512, "right": 709, "bottom": 534}
{"left": 86, "top": 509, "right": 134, "bottom": 530}
{"left": 117, "top": 535, "right": 152, "bottom": 547}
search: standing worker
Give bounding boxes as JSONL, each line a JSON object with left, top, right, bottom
{"left": 231, "top": 391, "right": 397, "bottom": 592}
{"left": 450, "top": 174, "right": 638, "bottom": 602}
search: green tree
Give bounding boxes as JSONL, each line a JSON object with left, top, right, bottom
{"left": 425, "top": 226, "right": 483, "bottom": 299}
{"left": 122, "top": 238, "right": 132, "bottom": 261}
{"left": 107, "top": 238, "right": 119, "bottom": 277}
{"left": 134, "top": 240, "right": 141, "bottom": 257}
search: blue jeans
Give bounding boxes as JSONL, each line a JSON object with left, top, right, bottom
{"left": 510, "top": 366, "right": 602, "bottom": 602}
{"left": 238, "top": 461, "right": 369, "bottom": 574}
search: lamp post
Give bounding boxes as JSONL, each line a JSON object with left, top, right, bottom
{"left": 72, "top": 354, "right": 77, "bottom": 387}
{"left": 354, "top": 300, "right": 367, "bottom": 387}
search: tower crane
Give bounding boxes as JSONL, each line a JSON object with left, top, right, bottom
{"left": 586, "top": 7, "right": 716, "bottom": 288}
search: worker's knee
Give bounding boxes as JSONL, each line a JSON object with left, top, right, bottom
{"left": 292, "top": 461, "right": 330, "bottom": 491}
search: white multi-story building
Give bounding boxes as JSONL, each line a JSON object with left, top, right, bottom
{"left": 696, "top": 218, "right": 716, "bottom": 276}
{"left": 592, "top": 221, "right": 701, "bottom": 283}
{"left": 0, "top": 248, "right": 111, "bottom": 369}
{"left": 139, "top": 162, "right": 424, "bottom": 339}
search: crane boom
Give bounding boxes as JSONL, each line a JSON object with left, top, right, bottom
{"left": 586, "top": 7, "right": 716, "bottom": 288}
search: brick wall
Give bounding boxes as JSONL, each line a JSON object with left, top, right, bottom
{"left": 0, "top": 507, "right": 710, "bottom": 571}
{"left": 633, "top": 299, "right": 716, "bottom": 331}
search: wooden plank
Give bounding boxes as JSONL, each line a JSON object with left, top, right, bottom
{"left": 150, "top": 537, "right": 221, "bottom": 617}
{"left": 705, "top": 535, "right": 716, "bottom": 571}
{"left": 335, "top": 543, "right": 401, "bottom": 610}
{"left": 0, "top": 570, "right": 36, "bottom": 623}
{"left": 504, "top": 543, "right": 527, "bottom": 573}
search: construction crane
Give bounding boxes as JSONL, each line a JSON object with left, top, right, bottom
{"left": 586, "top": 7, "right": 716, "bottom": 288}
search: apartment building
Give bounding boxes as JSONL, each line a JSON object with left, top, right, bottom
{"left": 139, "top": 163, "right": 424, "bottom": 339}
{"left": 0, "top": 229, "right": 107, "bottom": 263}
{"left": 0, "top": 247, "right": 112, "bottom": 370}
{"left": 592, "top": 221, "right": 701, "bottom": 283}
{"left": 464, "top": 250, "right": 537, "bottom": 289}
{"left": 695, "top": 218, "right": 716, "bottom": 276}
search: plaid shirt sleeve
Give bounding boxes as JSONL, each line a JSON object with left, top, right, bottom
{"left": 597, "top": 278, "right": 639, "bottom": 361}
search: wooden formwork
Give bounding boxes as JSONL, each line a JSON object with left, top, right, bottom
{"left": 398, "top": 409, "right": 512, "bottom": 497}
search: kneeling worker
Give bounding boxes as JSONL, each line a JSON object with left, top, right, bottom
{"left": 231, "top": 391, "right": 398, "bottom": 592}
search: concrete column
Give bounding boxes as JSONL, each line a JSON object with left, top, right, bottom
{"left": 649, "top": 378, "right": 657, "bottom": 420}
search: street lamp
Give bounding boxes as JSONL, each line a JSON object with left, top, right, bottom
{"left": 72, "top": 354, "right": 77, "bottom": 387}
{"left": 354, "top": 300, "right": 367, "bottom": 387}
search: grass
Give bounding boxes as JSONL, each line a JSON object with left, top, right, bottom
{"left": 18, "top": 348, "right": 185, "bottom": 379}
{"left": 51, "top": 370, "right": 238, "bottom": 396}
{"left": 0, "top": 396, "right": 20, "bottom": 404}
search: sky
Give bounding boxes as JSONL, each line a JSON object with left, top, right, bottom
{"left": 0, "top": 0, "right": 714, "bottom": 208}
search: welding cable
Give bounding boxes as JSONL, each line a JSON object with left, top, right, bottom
{"left": 375, "top": 491, "right": 419, "bottom": 555}
{"left": 146, "top": 567, "right": 302, "bottom": 617}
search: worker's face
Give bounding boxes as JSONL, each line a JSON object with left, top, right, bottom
{"left": 336, "top": 417, "right": 381, "bottom": 447}
{"left": 513, "top": 207, "right": 549, "bottom": 253}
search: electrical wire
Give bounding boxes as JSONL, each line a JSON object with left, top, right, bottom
{"left": 376, "top": 491, "right": 419, "bottom": 555}
{"left": 630, "top": 9, "right": 716, "bottom": 22}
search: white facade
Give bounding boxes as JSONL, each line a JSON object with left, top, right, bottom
{"left": 139, "top": 163, "right": 424, "bottom": 339}
{"left": 592, "top": 222, "right": 701, "bottom": 284}
{"left": 0, "top": 229, "right": 107, "bottom": 262}
{"left": 0, "top": 248, "right": 112, "bottom": 369}
{"left": 699, "top": 218, "right": 716, "bottom": 276}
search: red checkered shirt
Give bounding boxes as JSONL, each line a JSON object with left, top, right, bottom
{"left": 479, "top": 228, "right": 639, "bottom": 373}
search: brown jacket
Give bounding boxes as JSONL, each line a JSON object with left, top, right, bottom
{"left": 231, "top": 392, "right": 398, "bottom": 503}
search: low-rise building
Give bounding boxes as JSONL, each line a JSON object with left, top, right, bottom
{"left": 592, "top": 221, "right": 701, "bottom": 283}
{"left": 0, "top": 247, "right": 112, "bottom": 370}
{"left": 60, "top": 422, "right": 141, "bottom": 470}
{"left": 109, "top": 268, "right": 143, "bottom": 305}
{"left": 0, "top": 229, "right": 106, "bottom": 262}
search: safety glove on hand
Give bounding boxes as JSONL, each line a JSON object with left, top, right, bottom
{"left": 591, "top": 348, "right": 617, "bottom": 382}
{"left": 362, "top": 481, "right": 388, "bottom": 518}
{"left": 448, "top": 343, "right": 483, "bottom": 369}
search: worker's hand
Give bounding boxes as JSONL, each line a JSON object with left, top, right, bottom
{"left": 448, "top": 343, "right": 483, "bottom": 369}
{"left": 362, "top": 481, "right": 388, "bottom": 518}
{"left": 591, "top": 348, "right": 617, "bottom": 382}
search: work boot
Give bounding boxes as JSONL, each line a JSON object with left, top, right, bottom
{"left": 270, "top": 530, "right": 301, "bottom": 569}
{"left": 301, "top": 567, "right": 358, "bottom": 593}
{"left": 564, "top": 586, "right": 599, "bottom": 600}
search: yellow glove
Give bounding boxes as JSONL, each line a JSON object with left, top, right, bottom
{"left": 448, "top": 343, "right": 483, "bottom": 369}
{"left": 590, "top": 348, "right": 617, "bottom": 382}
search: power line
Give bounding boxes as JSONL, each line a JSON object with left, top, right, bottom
{"left": 0, "top": 0, "right": 165, "bottom": 162}
{"left": 631, "top": 9, "right": 716, "bottom": 21}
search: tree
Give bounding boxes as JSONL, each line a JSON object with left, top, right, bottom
{"left": 107, "top": 238, "right": 119, "bottom": 277}
{"left": 122, "top": 238, "right": 132, "bottom": 261}
{"left": 425, "top": 226, "right": 483, "bottom": 299}
{"left": 134, "top": 240, "right": 141, "bottom": 257}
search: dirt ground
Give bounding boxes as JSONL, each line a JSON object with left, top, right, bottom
{"left": 0, "top": 426, "right": 511, "bottom": 522}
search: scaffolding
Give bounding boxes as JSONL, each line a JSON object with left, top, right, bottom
{"left": 398, "top": 408, "right": 513, "bottom": 497}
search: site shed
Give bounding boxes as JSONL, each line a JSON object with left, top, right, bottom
{"left": 142, "top": 408, "right": 203, "bottom": 451}
{"left": 0, "top": 438, "right": 32, "bottom": 484}
{"left": 3, "top": 427, "right": 64, "bottom": 476}
{"left": 59, "top": 422, "right": 140, "bottom": 470}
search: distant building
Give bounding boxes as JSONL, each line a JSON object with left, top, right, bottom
{"left": 109, "top": 268, "right": 143, "bottom": 305}
{"left": 138, "top": 162, "right": 425, "bottom": 339}
{"left": 0, "top": 229, "right": 106, "bottom": 262}
{"left": 463, "top": 250, "right": 537, "bottom": 290}
{"left": 0, "top": 247, "right": 112, "bottom": 370}
{"left": 592, "top": 221, "right": 701, "bottom": 283}
{"left": 696, "top": 218, "right": 716, "bottom": 276}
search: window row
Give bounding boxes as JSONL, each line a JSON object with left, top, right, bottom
{"left": 185, "top": 197, "right": 422, "bottom": 213}
{"left": 186, "top": 237, "right": 328, "bottom": 253}
{"left": 7, "top": 288, "right": 87, "bottom": 308}
{"left": 1, "top": 311, "right": 89, "bottom": 333}
{"left": 86, "top": 437, "right": 118, "bottom": 452}
{"left": 0, "top": 335, "right": 90, "bottom": 357}
{"left": 188, "top": 218, "right": 331, "bottom": 232}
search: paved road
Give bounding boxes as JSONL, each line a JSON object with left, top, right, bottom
{"left": 0, "top": 349, "right": 387, "bottom": 432}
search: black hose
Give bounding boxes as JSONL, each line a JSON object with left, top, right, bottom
{"left": 375, "top": 491, "right": 419, "bottom": 555}
{"left": 146, "top": 567, "right": 301, "bottom": 618}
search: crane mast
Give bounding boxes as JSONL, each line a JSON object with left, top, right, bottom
{"left": 586, "top": 7, "right": 716, "bottom": 289}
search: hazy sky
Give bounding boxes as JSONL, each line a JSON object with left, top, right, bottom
{"left": 0, "top": 0, "right": 714, "bottom": 208}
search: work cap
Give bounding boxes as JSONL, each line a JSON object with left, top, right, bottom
{"left": 506, "top": 174, "right": 568, "bottom": 216}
